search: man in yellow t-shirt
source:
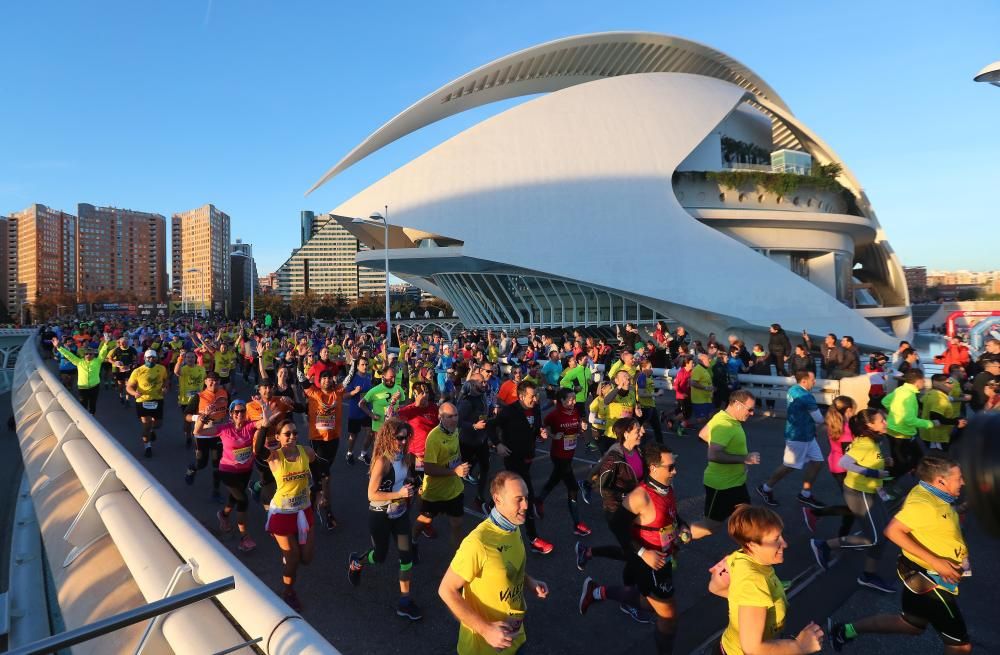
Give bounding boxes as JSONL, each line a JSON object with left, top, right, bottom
{"left": 412, "top": 402, "right": 469, "bottom": 550}
{"left": 829, "top": 455, "right": 971, "bottom": 651}
{"left": 439, "top": 471, "right": 548, "bottom": 655}
{"left": 126, "top": 349, "right": 169, "bottom": 457}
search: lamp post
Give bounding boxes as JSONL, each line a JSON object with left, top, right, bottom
{"left": 186, "top": 267, "right": 202, "bottom": 318}
{"left": 353, "top": 206, "right": 391, "bottom": 347}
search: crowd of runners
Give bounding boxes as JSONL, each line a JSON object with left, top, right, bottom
{"left": 37, "top": 316, "right": 999, "bottom": 654}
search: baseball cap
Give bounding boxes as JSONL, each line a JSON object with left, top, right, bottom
{"left": 144, "top": 349, "right": 158, "bottom": 359}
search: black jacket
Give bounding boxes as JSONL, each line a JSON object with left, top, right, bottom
{"left": 768, "top": 330, "right": 792, "bottom": 359}
{"left": 491, "top": 401, "right": 542, "bottom": 460}
{"left": 457, "top": 393, "right": 489, "bottom": 445}
{"left": 597, "top": 442, "right": 645, "bottom": 515}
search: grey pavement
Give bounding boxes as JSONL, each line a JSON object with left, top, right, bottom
{"left": 26, "top": 371, "right": 998, "bottom": 655}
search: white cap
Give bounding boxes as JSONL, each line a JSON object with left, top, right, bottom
{"left": 144, "top": 349, "right": 158, "bottom": 359}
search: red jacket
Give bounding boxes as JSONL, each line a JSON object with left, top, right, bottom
{"left": 934, "top": 343, "right": 970, "bottom": 371}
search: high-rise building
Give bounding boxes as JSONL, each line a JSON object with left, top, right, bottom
{"left": 0, "top": 217, "right": 9, "bottom": 316}
{"left": 230, "top": 239, "right": 258, "bottom": 318}
{"left": 172, "top": 204, "right": 231, "bottom": 315}
{"left": 259, "top": 272, "right": 278, "bottom": 292}
{"left": 276, "top": 212, "right": 385, "bottom": 301}
{"left": 77, "top": 204, "right": 168, "bottom": 302}
{"left": 8, "top": 204, "right": 77, "bottom": 317}
{"left": 300, "top": 210, "right": 330, "bottom": 247}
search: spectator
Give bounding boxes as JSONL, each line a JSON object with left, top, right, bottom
{"left": 820, "top": 334, "right": 845, "bottom": 379}
{"left": 767, "top": 323, "right": 792, "bottom": 375}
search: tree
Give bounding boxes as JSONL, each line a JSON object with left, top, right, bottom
{"left": 290, "top": 291, "right": 320, "bottom": 318}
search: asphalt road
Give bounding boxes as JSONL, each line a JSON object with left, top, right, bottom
{"left": 35, "top": 371, "right": 998, "bottom": 655}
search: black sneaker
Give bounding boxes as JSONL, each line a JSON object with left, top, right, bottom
{"left": 346, "top": 451, "right": 355, "bottom": 466}
{"left": 325, "top": 509, "right": 337, "bottom": 531}
{"left": 797, "top": 493, "right": 826, "bottom": 509}
{"left": 396, "top": 596, "right": 423, "bottom": 621}
{"left": 857, "top": 572, "right": 895, "bottom": 593}
{"left": 827, "top": 618, "right": 849, "bottom": 652}
{"left": 575, "top": 541, "right": 591, "bottom": 571}
{"left": 184, "top": 468, "right": 195, "bottom": 485}
{"left": 810, "top": 538, "right": 831, "bottom": 571}
{"left": 144, "top": 445, "right": 153, "bottom": 458}
{"left": 348, "top": 552, "right": 363, "bottom": 587}
{"left": 578, "top": 480, "right": 593, "bottom": 505}
{"left": 357, "top": 452, "right": 369, "bottom": 466}
{"left": 619, "top": 603, "right": 652, "bottom": 624}
{"left": 755, "top": 484, "right": 779, "bottom": 507}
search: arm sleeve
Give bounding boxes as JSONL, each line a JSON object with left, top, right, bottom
{"left": 837, "top": 454, "right": 879, "bottom": 477}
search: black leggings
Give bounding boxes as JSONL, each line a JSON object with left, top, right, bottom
{"left": 590, "top": 509, "right": 627, "bottom": 561}
{"left": 366, "top": 509, "right": 413, "bottom": 568}
{"left": 218, "top": 470, "right": 251, "bottom": 512}
{"left": 888, "top": 436, "right": 923, "bottom": 480}
{"left": 460, "top": 441, "right": 490, "bottom": 500}
{"left": 78, "top": 386, "right": 99, "bottom": 414}
{"left": 810, "top": 472, "right": 854, "bottom": 537}
{"left": 540, "top": 458, "right": 578, "bottom": 498}
{"left": 192, "top": 437, "right": 222, "bottom": 489}
{"left": 641, "top": 406, "right": 663, "bottom": 442}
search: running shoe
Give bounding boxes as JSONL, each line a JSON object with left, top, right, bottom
{"left": 755, "top": 484, "right": 779, "bottom": 507}
{"left": 619, "top": 603, "right": 653, "bottom": 624}
{"left": 573, "top": 522, "right": 592, "bottom": 537}
{"left": 237, "top": 534, "right": 256, "bottom": 552}
{"left": 797, "top": 493, "right": 826, "bottom": 509}
{"left": 324, "top": 509, "right": 337, "bottom": 531}
{"left": 346, "top": 451, "right": 355, "bottom": 466}
{"left": 217, "top": 509, "right": 232, "bottom": 533}
{"left": 529, "top": 537, "right": 554, "bottom": 555}
{"left": 144, "top": 445, "right": 152, "bottom": 458}
{"left": 578, "top": 577, "right": 598, "bottom": 615}
{"left": 184, "top": 468, "right": 195, "bottom": 486}
{"left": 575, "top": 541, "right": 591, "bottom": 571}
{"left": 420, "top": 523, "right": 437, "bottom": 539}
{"left": 578, "top": 480, "right": 593, "bottom": 505}
{"left": 532, "top": 499, "right": 545, "bottom": 520}
{"left": 250, "top": 481, "right": 261, "bottom": 504}
{"left": 857, "top": 572, "right": 895, "bottom": 593}
{"left": 827, "top": 618, "right": 849, "bottom": 652}
{"left": 396, "top": 596, "right": 423, "bottom": 621}
{"left": 676, "top": 425, "right": 686, "bottom": 437}
{"left": 802, "top": 506, "right": 817, "bottom": 533}
{"left": 348, "top": 551, "right": 363, "bottom": 587}
{"left": 282, "top": 588, "right": 302, "bottom": 612}
{"left": 357, "top": 452, "right": 369, "bottom": 466}
{"left": 809, "top": 538, "right": 831, "bottom": 571}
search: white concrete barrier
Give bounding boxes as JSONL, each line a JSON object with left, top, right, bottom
{"left": 11, "top": 334, "right": 339, "bottom": 655}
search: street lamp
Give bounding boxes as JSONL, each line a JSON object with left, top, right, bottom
{"left": 231, "top": 244, "right": 255, "bottom": 320}
{"left": 186, "top": 267, "right": 203, "bottom": 318}
{"left": 353, "top": 206, "right": 391, "bottom": 347}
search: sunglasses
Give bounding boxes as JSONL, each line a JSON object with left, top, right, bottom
{"left": 394, "top": 433, "right": 410, "bottom": 440}
{"left": 280, "top": 429, "right": 299, "bottom": 436}
{"left": 231, "top": 408, "right": 246, "bottom": 413}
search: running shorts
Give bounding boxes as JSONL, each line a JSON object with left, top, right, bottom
{"left": 136, "top": 399, "right": 164, "bottom": 420}
{"left": 419, "top": 493, "right": 465, "bottom": 518}
{"left": 347, "top": 416, "right": 372, "bottom": 435}
{"left": 781, "top": 439, "right": 824, "bottom": 470}
{"left": 624, "top": 554, "right": 675, "bottom": 601}
{"left": 900, "top": 586, "right": 969, "bottom": 646}
{"left": 704, "top": 484, "right": 750, "bottom": 523}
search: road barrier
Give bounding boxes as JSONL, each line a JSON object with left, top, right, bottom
{"left": 10, "top": 334, "right": 339, "bottom": 655}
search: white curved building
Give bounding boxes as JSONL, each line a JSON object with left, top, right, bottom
{"left": 310, "top": 32, "right": 911, "bottom": 349}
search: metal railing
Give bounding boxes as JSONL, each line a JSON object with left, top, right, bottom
{"left": 8, "top": 577, "right": 237, "bottom": 655}
{"left": 10, "top": 334, "right": 339, "bottom": 655}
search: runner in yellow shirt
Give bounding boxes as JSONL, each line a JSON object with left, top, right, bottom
{"left": 126, "top": 349, "right": 169, "bottom": 458}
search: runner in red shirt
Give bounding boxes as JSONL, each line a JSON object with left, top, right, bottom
{"left": 395, "top": 382, "right": 439, "bottom": 485}
{"left": 537, "top": 388, "right": 591, "bottom": 536}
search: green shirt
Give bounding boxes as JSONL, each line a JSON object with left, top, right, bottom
{"left": 363, "top": 382, "right": 408, "bottom": 431}
{"left": 703, "top": 410, "right": 748, "bottom": 490}
{"left": 882, "top": 383, "right": 933, "bottom": 438}
{"left": 57, "top": 341, "right": 113, "bottom": 389}
{"left": 559, "top": 364, "right": 589, "bottom": 403}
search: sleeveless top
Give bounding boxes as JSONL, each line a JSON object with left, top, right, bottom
{"left": 369, "top": 454, "right": 410, "bottom": 519}
{"left": 631, "top": 481, "right": 680, "bottom": 555}
{"left": 271, "top": 446, "right": 312, "bottom": 514}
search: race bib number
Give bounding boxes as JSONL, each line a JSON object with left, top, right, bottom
{"left": 563, "top": 434, "right": 577, "bottom": 450}
{"left": 620, "top": 408, "right": 633, "bottom": 418}
{"left": 414, "top": 456, "right": 424, "bottom": 472}
{"left": 281, "top": 491, "right": 308, "bottom": 511}
{"left": 315, "top": 414, "right": 337, "bottom": 431}
{"left": 387, "top": 500, "right": 406, "bottom": 519}
{"left": 232, "top": 447, "right": 252, "bottom": 464}
{"left": 142, "top": 401, "right": 159, "bottom": 410}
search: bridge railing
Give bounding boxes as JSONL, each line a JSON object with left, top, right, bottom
{"left": 10, "top": 334, "right": 339, "bottom": 655}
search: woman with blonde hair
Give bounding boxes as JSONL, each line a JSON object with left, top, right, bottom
{"left": 348, "top": 417, "right": 422, "bottom": 621}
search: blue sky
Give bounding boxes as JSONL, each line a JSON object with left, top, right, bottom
{"left": 2, "top": 1, "right": 998, "bottom": 277}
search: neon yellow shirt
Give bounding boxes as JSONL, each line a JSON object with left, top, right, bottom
{"left": 691, "top": 364, "right": 713, "bottom": 405}
{"left": 450, "top": 519, "right": 527, "bottom": 655}
{"left": 128, "top": 365, "right": 168, "bottom": 401}
{"left": 177, "top": 365, "right": 206, "bottom": 404}
{"left": 843, "top": 436, "right": 884, "bottom": 494}
{"left": 721, "top": 550, "right": 786, "bottom": 655}
{"left": 895, "top": 484, "right": 968, "bottom": 588}
{"left": 214, "top": 350, "right": 237, "bottom": 377}
{"left": 702, "top": 411, "right": 747, "bottom": 490}
{"left": 421, "top": 426, "right": 463, "bottom": 502}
